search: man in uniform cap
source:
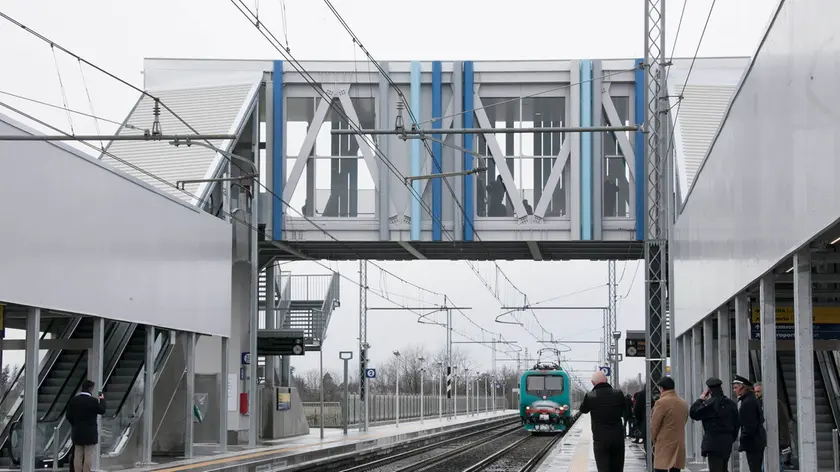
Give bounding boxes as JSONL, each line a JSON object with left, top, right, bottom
{"left": 733, "top": 375, "right": 765, "bottom": 472}
{"left": 689, "top": 377, "right": 740, "bottom": 472}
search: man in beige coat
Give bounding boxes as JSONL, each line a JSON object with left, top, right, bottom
{"left": 650, "top": 376, "right": 689, "bottom": 472}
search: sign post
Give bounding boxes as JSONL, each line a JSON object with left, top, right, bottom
{"left": 339, "top": 351, "right": 353, "bottom": 435}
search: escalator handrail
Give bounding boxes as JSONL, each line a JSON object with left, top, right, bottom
{"left": 0, "top": 318, "right": 60, "bottom": 409}
{"left": 12, "top": 322, "right": 142, "bottom": 461}
{"left": 37, "top": 321, "right": 127, "bottom": 423}
{"left": 98, "top": 331, "right": 178, "bottom": 458}
{"left": 38, "top": 351, "right": 88, "bottom": 422}
{"left": 817, "top": 352, "right": 840, "bottom": 431}
{"left": 775, "top": 355, "right": 794, "bottom": 419}
{"left": 61, "top": 329, "right": 175, "bottom": 459}
{"left": 103, "top": 328, "right": 163, "bottom": 422}
{"left": 0, "top": 317, "right": 83, "bottom": 445}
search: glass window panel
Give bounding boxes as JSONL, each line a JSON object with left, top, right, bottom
{"left": 603, "top": 96, "right": 631, "bottom": 218}
{"left": 526, "top": 376, "right": 545, "bottom": 393}
{"left": 545, "top": 376, "right": 565, "bottom": 393}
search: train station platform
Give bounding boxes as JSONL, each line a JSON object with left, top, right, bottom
{"left": 118, "top": 410, "right": 518, "bottom": 472}
{"left": 536, "top": 415, "right": 647, "bottom": 472}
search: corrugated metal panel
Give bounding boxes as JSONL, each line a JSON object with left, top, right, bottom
{"left": 677, "top": 84, "right": 737, "bottom": 188}
{"left": 101, "top": 82, "right": 260, "bottom": 204}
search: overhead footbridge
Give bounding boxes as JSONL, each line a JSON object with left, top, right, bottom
{"left": 107, "top": 57, "right": 747, "bottom": 263}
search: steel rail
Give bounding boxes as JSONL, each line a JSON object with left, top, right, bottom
{"left": 390, "top": 428, "right": 523, "bottom": 472}
{"left": 337, "top": 421, "right": 519, "bottom": 472}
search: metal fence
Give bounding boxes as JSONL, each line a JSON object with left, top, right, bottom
{"left": 303, "top": 394, "right": 508, "bottom": 427}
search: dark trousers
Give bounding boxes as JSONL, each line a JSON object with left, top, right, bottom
{"left": 593, "top": 439, "right": 625, "bottom": 472}
{"left": 745, "top": 450, "right": 764, "bottom": 472}
{"left": 654, "top": 469, "right": 681, "bottom": 472}
{"left": 708, "top": 453, "right": 731, "bottom": 472}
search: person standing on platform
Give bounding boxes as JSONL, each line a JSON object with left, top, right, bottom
{"left": 755, "top": 382, "right": 791, "bottom": 471}
{"left": 733, "top": 375, "right": 766, "bottom": 472}
{"left": 634, "top": 387, "right": 656, "bottom": 449}
{"left": 651, "top": 377, "right": 689, "bottom": 472}
{"left": 66, "top": 380, "right": 106, "bottom": 472}
{"left": 580, "top": 370, "right": 629, "bottom": 472}
{"left": 689, "top": 377, "right": 741, "bottom": 472}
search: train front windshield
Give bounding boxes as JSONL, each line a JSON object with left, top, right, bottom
{"left": 526, "top": 375, "right": 565, "bottom": 395}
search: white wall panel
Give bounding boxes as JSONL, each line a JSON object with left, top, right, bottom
{"left": 673, "top": 0, "right": 840, "bottom": 336}
{"left": 0, "top": 115, "right": 232, "bottom": 337}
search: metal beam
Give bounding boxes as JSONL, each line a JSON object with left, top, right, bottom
{"left": 760, "top": 275, "right": 780, "bottom": 472}
{"left": 0, "top": 338, "right": 91, "bottom": 349}
{"left": 21, "top": 307, "right": 39, "bottom": 472}
{"left": 0, "top": 133, "right": 236, "bottom": 141}
{"left": 398, "top": 241, "right": 427, "bottom": 260}
{"left": 331, "top": 125, "right": 640, "bottom": 135}
{"left": 527, "top": 241, "right": 543, "bottom": 261}
{"left": 793, "top": 249, "right": 818, "bottom": 472}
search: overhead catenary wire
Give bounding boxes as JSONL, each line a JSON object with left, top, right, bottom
{"left": 0, "top": 15, "right": 523, "bottom": 367}
{"left": 319, "top": 1, "right": 566, "bottom": 344}
{"left": 0, "top": 90, "right": 141, "bottom": 130}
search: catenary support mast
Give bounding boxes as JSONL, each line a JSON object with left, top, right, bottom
{"left": 643, "top": 0, "right": 669, "bottom": 468}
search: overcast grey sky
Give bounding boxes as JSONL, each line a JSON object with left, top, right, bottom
{"left": 0, "top": 0, "right": 776, "bottom": 385}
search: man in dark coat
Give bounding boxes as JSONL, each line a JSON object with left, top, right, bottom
{"left": 580, "top": 371, "right": 629, "bottom": 472}
{"left": 733, "top": 375, "right": 765, "bottom": 472}
{"left": 755, "top": 382, "right": 791, "bottom": 471}
{"left": 633, "top": 387, "right": 657, "bottom": 449}
{"left": 689, "top": 377, "right": 740, "bottom": 472}
{"left": 65, "top": 380, "right": 106, "bottom": 472}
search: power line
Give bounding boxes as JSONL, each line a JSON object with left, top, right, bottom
{"left": 668, "top": 0, "right": 718, "bottom": 155}
{"left": 0, "top": 90, "right": 140, "bottom": 130}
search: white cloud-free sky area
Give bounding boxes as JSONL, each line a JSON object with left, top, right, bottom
{"left": 0, "top": 0, "right": 776, "bottom": 385}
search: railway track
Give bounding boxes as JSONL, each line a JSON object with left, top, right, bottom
{"left": 461, "top": 433, "right": 563, "bottom": 472}
{"left": 341, "top": 424, "right": 521, "bottom": 472}
{"left": 282, "top": 417, "right": 520, "bottom": 472}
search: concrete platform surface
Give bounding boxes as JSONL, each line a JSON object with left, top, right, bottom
{"left": 118, "top": 410, "right": 518, "bottom": 472}
{"left": 536, "top": 415, "right": 647, "bottom": 472}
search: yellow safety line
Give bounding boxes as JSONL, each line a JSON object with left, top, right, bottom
{"left": 566, "top": 426, "right": 593, "bottom": 472}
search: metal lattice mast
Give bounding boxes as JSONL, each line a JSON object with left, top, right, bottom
{"left": 358, "top": 260, "right": 369, "bottom": 431}
{"left": 608, "top": 261, "right": 618, "bottom": 380}
{"left": 644, "top": 0, "right": 668, "bottom": 467}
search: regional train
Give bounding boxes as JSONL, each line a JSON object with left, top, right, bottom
{"left": 518, "top": 349, "right": 583, "bottom": 433}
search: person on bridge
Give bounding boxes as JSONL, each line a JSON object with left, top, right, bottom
{"left": 689, "top": 377, "right": 740, "bottom": 472}
{"left": 650, "top": 376, "right": 689, "bottom": 472}
{"left": 579, "top": 370, "right": 629, "bottom": 472}
{"left": 755, "top": 382, "right": 792, "bottom": 471}
{"left": 733, "top": 375, "right": 766, "bottom": 472}
{"left": 66, "top": 380, "right": 106, "bottom": 472}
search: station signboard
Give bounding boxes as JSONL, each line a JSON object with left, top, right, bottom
{"left": 625, "top": 330, "right": 671, "bottom": 358}
{"left": 750, "top": 306, "right": 840, "bottom": 340}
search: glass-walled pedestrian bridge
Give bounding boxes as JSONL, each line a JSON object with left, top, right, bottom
{"left": 107, "top": 56, "right": 748, "bottom": 261}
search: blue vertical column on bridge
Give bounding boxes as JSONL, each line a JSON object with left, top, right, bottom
{"left": 432, "top": 61, "right": 443, "bottom": 241}
{"left": 410, "top": 62, "right": 422, "bottom": 241}
{"left": 272, "top": 60, "right": 285, "bottom": 240}
{"left": 462, "top": 62, "right": 475, "bottom": 241}
{"left": 633, "top": 59, "right": 645, "bottom": 240}
{"left": 580, "top": 60, "right": 593, "bottom": 240}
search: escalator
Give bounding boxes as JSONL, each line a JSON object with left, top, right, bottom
{"left": 751, "top": 350, "right": 840, "bottom": 470}
{"left": 4, "top": 320, "right": 174, "bottom": 465}
{"left": 777, "top": 351, "right": 836, "bottom": 470}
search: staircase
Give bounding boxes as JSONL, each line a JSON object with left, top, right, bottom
{"left": 258, "top": 267, "right": 340, "bottom": 352}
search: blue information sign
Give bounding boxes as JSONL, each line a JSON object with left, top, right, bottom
{"left": 599, "top": 366, "right": 611, "bottom": 377}
{"left": 365, "top": 368, "right": 376, "bottom": 379}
